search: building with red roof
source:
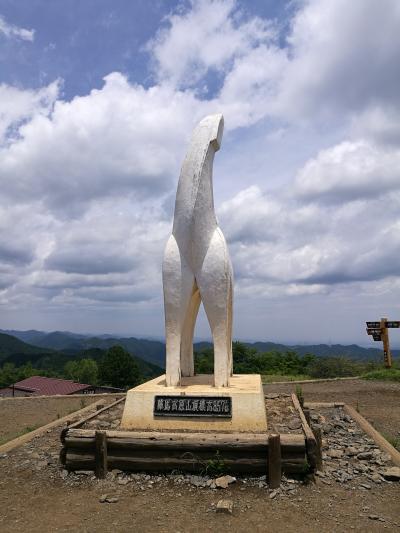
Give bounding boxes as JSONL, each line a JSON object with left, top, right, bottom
{"left": 0, "top": 375, "right": 94, "bottom": 397}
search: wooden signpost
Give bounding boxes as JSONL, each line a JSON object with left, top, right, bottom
{"left": 365, "top": 317, "right": 398, "bottom": 368}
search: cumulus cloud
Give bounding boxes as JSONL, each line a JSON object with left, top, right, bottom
{"left": 295, "top": 140, "right": 400, "bottom": 203}
{"left": 0, "top": 14, "right": 34, "bottom": 41}
{"left": 219, "top": 182, "right": 400, "bottom": 297}
{"left": 2, "top": 0, "right": 400, "bottom": 341}
{"left": 0, "top": 81, "right": 59, "bottom": 144}
{"left": 149, "top": 0, "right": 275, "bottom": 88}
{"left": 279, "top": 0, "right": 400, "bottom": 118}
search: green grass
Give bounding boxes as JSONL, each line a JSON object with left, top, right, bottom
{"left": 362, "top": 368, "right": 400, "bottom": 382}
{"left": 261, "top": 374, "right": 311, "bottom": 383}
{"left": 382, "top": 432, "right": 400, "bottom": 451}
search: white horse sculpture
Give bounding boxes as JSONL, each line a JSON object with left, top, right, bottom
{"left": 163, "top": 114, "right": 233, "bottom": 387}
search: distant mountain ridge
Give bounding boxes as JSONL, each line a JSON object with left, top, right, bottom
{"left": 2, "top": 329, "right": 398, "bottom": 367}
{"left": 0, "top": 332, "right": 163, "bottom": 378}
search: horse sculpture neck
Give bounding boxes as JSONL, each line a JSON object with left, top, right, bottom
{"left": 172, "top": 114, "right": 224, "bottom": 267}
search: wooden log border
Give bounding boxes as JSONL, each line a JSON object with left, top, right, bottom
{"left": 60, "top": 428, "right": 307, "bottom": 478}
{"left": 343, "top": 404, "right": 400, "bottom": 467}
{"left": 60, "top": 396, "right": 125, "bottom": 443}
{"left": 291, "top": 393, "right": 318, "bottom": 473}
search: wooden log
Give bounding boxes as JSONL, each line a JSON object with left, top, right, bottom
{"left": 65, "top": 451, "right": 308, "bottom": 475}
{"left": 303, "top": 408, "right": 311, "bottom": 426}
{"left": 66, "top": 429, "right": 304, "bottom": 446}
{"left": 64, "top": 432, "right": 306, "bottom": 460}
{"left": 305, "top": 402, "right": 345, "bottom": 409}
{"left": 291, "top": 393, "right": 317, "bottom": 472}
{"left": 268, "top": 434, "right": 281, "bottom": 489}
{"left": 95, "top": 430, "right": 107, "bottom": 479}
{"left": 343, "top": 404, "right": 400, "bottom": 467}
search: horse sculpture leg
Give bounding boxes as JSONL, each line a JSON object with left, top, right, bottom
{"left": 197, "top": 228, "right": 233, "bottom": 387}
{"left": 163, "top": 235, "right": 195, "bottom": 386}
{"left": 180, "top": 284, "right": 201, "bottom": 377}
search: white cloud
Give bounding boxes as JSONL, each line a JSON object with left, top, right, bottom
{"left": 0, "top": 81, "right": 59, "bottom": 144}
{"left": 0, "top": 15, "right": 34, "bottom": 41}
{"left": 149, "top": 0, "right": 274, "bottom": 88}
{"left": 279, "top": 0, "right": 400, "bottom": 118}
{"left": 295, "top": 140, "right": 400, "bottom": 203}
{"left": 219, "top": 182, "right": 400, "bottom": 295}
{"left": 0, "top": 73, "right": 209, "bottom": 212}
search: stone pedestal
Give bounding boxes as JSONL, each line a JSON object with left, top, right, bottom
{"left": 120, "top": 374, "right": 267, "bottom": 432}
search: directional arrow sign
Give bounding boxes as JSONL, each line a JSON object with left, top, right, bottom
{"left": 366, "top": 321, "right": 381, "bottom": 328}
{"left": 385, "top": 321, "right": 400, "bottom": 328}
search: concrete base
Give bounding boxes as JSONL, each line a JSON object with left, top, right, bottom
{"left": 120, "top": 374, "right": 267, "bottom": 432}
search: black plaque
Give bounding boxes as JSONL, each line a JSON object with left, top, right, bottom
{"left": 385, "top": 321, "right": 400, "bottom": 328}
{"left": 366, "top": 327, "right": 381, "bottom": 335}
{"left": 366, "top": 321, "right": 380, "bottom": 328}
{"left": 153, "top": 395, "right": 232, "bottom": 418}
{"left": 373, "top": 334, "right": 382, "bottom": 341}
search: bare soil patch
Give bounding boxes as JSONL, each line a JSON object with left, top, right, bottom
{"left": 0, "top": 395, "right": 114, "bottom": 445}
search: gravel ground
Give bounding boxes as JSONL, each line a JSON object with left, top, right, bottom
{"left": 265, "top": 379, "right": 400, "bottom": 444}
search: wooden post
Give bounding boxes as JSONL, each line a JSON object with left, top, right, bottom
{"left": 268, "top": 434, "right": 281, "bottom": 489}
{"left": 303, "top": 408, "right": 311, "bottom": 427}
{"left": 95, "top": 430, "right": 107, "bottom": 479}
{"left": 313, "top": 426, "right": 323, "bottom": 472}
{"left": 381, "top": 317, "right": 392, "bottom": 368}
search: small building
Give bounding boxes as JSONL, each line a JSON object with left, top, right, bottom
{"left": 0, "top": 376, "right": 123, "bottom": 397}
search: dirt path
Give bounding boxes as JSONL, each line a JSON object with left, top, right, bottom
{"left": 0, "top": 381, "right": 399, "bottom": 532}
{"left": 0, "top": 472, "right": 399, "bottom": 533}
{"left": 265, "top": 379, "right": 400, "bottom": 444}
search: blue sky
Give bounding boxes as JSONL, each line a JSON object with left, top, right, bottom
{"left": 1, "top": 0, "right": 400, "bottom": 346}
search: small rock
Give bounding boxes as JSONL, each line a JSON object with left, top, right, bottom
{"left": 357, "top": 452, "right": 373, "bottom": 460}
{"left": 216, "top": 499, "right": 233, "bottom": 514}
{"left": 359, "top": 483, "right": 371, "bottom": 490}
{"left": 269, "top": 490, "right": 278, "bottom": 499}
{"left": 215, "top": 475, "right": 236, "bottom": 489}
{"left": 345, "top": 447, "right": 358, "bottom": 456}
{"left": 118, "top": 478, "right": 130, "bottom": 485}
{"left": 327, "top": 449, "right": 343, "bottom": 458}
{"left": 99, "top": 494, "right": 119, "bottom": 504}
{"left": 368, "top": 515, "right": 380, "bottom": 521}
{"left": 265, "top": 393, "right": 279, "bottom": 399}
{"left": 371, "top": 473, "right": 382, "bottom": 484}
{"left": 383, "top": 467, "right": 400, "bottom": 481}
{"left": 288, "top": 420, "right": 302, "bottom": 430}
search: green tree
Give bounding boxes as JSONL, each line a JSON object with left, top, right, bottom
{"left": 64, "top": 358, "right": 98, "bottom": 385}
{"left": 98, "top": 346, "right": 142, "bottom": 389}
{"left": 308, "top": 356, "right": 360, "bottom": 378}
{"left": 0, "top": 362, "right": 18, "bottom": 387}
